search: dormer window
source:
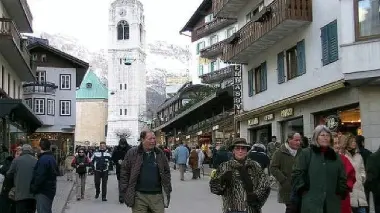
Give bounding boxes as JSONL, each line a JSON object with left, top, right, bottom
{"left": 86, "top": 83, "right": 92, "bottom": 88}
{"left": 41, "top": 54, "right": 47, "bottom": 62}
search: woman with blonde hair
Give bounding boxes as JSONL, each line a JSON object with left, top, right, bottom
{"left": 342, "top": 134, "right": 368, "bottom": 213}
{"left": 292, "top": 125, "right": 348, "bottom": 213}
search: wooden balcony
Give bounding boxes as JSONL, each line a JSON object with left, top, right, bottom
{"left": 222, "top": 0, "right": 312, "bottom": 63}
{"left": 192, "top": 18, "right": 237, "bottom": 41}
{"left": 200, "top": 40, "right": 225, "bottom": 59}
{"left": 2, "top": 0, "right": 33, "bottom": 32}
{"left": 0, "top": 18, "right": 34, "bottom": 81}
{"left": 213, "top": 0, "right": 251, "bottom": 18}
{"left": 200, "top": 65, "right": 234, "bottom": 84}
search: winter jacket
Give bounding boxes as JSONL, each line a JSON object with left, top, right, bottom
{"left": 112, "top": 145, "right": 131, "bottom": 175}
{"left": 292, "top": 145, "right": 348, "bottom": 213}
{"left": 340, "top": 154, "right": 356, "bottom": 213}
{"left": 7, "top": 151, "right": 37, "bottom": 201}
{"left": 209, "top": 158, "right": 271, "bottom": 213}
{"left": 120, "top": 144, "right": 172, "bottom": 207}
{"left": 197, "top": 149, "right": 205, "bottom": 168}
{"left": 345, "top": 150, "right": 368, "bottom": 207}
{"left": 30, "top": 151, "right": 58, "bottom": 200}
{"left": 188, "top": 149, "right": 199, "bottom": 169}
{"left": 213, "top": 146, "right": 230, "bottom": 169}
{"left": 270, "top": 144, "right": 300, "bottom": 204}
{"left": 71, "top": 155, "right": 90, "bottom": 174}
{"left": 249, "top": 148, "right": 270, "bottom": 170}
{"left": 365, "top": 150, "right": 380, "bottom": 195}
{"left": 174, "top": 145, "right": 189, "bottom": 165}
{"left": 91, "top": 150, "right": 112, "bottom": 172}
{"left": 0, "top": 156, "right": 13, "bottom": 197}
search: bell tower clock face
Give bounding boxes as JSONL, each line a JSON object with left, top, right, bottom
{"left": 119, "top": 9, "right": 126, "bottom": 17}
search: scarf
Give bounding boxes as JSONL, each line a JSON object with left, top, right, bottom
{"left": 285, "top": 143, "right": 297, "bottom": 157}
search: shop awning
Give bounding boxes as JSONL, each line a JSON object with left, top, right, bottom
{"left": 0, "top": 99, "right": 43, "bottom": 133}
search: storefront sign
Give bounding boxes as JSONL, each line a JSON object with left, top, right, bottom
{"left": 186, "top": 135, "right": 190, "bottom": 139}
{"left": 264, "top": 113, "right": 274, "bottom": 121}
{"left": 197, "top": 131, "right": 203, "bottom": 135}
{"left": 233, "top": 65, "right": 242, "bottom": 112}
{"left": 280, "top": 108, "right": 294, "bottom": 118}
{"left": 325, "top": 115, "right": 340, "bottom": 131}
{"left": 248, "top": 118, "right": 259, "bottom": 126}
{"left": 212, "top": 125, "right": 219, "bottom": 131}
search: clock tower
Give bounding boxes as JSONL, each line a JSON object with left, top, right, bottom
{"left": 107, "top": 0, "right": 147, "bottom": 146}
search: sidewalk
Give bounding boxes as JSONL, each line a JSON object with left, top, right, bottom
{"left": 53, "top": 176, "right": 75, "bottom": 213}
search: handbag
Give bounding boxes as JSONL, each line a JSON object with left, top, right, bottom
{"left": 8, "top": 187, "right": 15, "bottom": 200}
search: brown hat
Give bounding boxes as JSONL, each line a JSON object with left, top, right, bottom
{"left": 228, "top": 138, "right": 251, "bottom": 151}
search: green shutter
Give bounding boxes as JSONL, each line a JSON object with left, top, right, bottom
{"left": 210, "top": 61, "right": 215, "bottom": 72}
{"left": 198, "top": 65, "right": 203, "bottom": 75}
{"left": 321, "top": 25, "right": 329, "bottom": 66}
{"left": 261, "top": 62, "right": 267, "bottom": 91}
{"left": 277, "top": 52, "right": 285, "bottom": 84}
{"left": 248, "top": 69, "right": 254, "bottom": 97}
{"left": 296, "top": 39, "right": 306, "bottom": 75}
{"left": 328, "top": 20, "right": 338, "bottom": 63}
{"left": 196, "top": 43, "right": 200, "bottom": 54}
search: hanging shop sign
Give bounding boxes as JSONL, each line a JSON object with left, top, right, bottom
{"left": 325, "top": 115, "right": 340, "bottom": 131}
{"left": 263, "top": 113, "right": 274, "bottom": 121}
{"left": 233, "top": 65, "right": 242, "bottom": 112}
{"left": 280, "top": 108, "right": 294, "bottom": 118}
{"left": 212, "top": 125, "right": 219, "bottom": 131}
{"left": 197, "top": 131, "right": 203, "bottom": 136}
{"left": 186, "top": 135, "right": 190, "bottom": 139}
{"left": 248, "top": 117, "right": 259, "bottom": 126}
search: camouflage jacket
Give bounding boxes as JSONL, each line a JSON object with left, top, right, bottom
{"left": 209, "top": 158, "right": 271, "bottom": 213}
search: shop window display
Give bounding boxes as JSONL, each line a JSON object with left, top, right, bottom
{"left": 315, "top": 107, "right": 361, "bottom": 135}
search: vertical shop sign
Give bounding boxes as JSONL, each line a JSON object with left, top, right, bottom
{"left": 234, "top": 65, "right": 242, "bottom": 113}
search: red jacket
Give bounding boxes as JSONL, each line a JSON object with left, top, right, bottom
{"left": 340, "top": 154, "right": 356, "bottom": 213}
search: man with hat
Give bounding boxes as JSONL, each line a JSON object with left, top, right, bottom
{"left": 210, "top": 138, "right": 271, "bottom": 213}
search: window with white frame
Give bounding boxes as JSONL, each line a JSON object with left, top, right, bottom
{"left": 227, "top": 27, "right": 236, "bottom": 37}
{"left": 210, "top": 35, "right": 218, "bottom": 45}
{"left": 36, "top": 71, "right": 46, "bottom": 83}
{"left": 60, "top": 100, "right": 71, "bottom": 116}
{"left": 47, "top": 99, "right": 55, "bottom": 115}
{"left": 34, "top": 99, "right": 45, "bottom": 115}
{"left": 60, "top": 75, "right": 71, "bottom": 90}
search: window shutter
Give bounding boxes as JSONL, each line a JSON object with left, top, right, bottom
{"left": 328, "top": 20, "right": 338, "bottom": 63}
{"left": 296, "top": 39, "right": 306, "bottom": 75}
{"left": 248, "top": 69, "right": 254, "bottom": 97}
{"left": 196, "top": 43, "right": 200, "bottom": 54}
{"left": 321, "top": 25, "right": 329, "bottom": 66}
{"left": 277, "top": 52, "right": 285, "bottom": 84}
{"left": 198, "top": 65, "right": 203, "bottom": 76}
{"left": 210, "top": 62, "right": 215, "bottom": 72}
{"left": 261, "top": 62, "right": 267, "bottom": 91}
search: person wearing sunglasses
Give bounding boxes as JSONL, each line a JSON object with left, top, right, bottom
{"left": 71, "top": 148, "right": 90, "bottom": 201}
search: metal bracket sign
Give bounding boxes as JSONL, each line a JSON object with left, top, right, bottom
{"left": 233, "top": 65, "right": 242, "bottom": 113}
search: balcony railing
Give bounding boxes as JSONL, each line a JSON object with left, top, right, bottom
{"left": 186, "top": 109, "right": 234, "bottom": 133}
{"left": 213, "top": 0, "right": 250, "bottom": 18}
{"left": 193, "top": 18, "right": 237, "bottom": 41}
{"left": 0, "top": 18, "right": 31, "bottom": 66}
{"left": 222, "top": 0, "right": 312, "bottom": 63}
{"left": 200, "top": 65, "right": 234, "bottom": 84}
{"left": 23, "top": 82, "right": 58, "bottom": 94}
{"left": 200, "top": 40, "right": 225, "bottom": 59}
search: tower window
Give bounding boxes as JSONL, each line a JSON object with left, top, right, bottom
{"left": 117, "top": 20, "right": 129, "bottom": 40}
{"left": 120, "top": 109, "right": 122, "bottom": 115}
{"left": 124, "top": 109, "right": 127, "bottom": 115}
{"left": 124, "top": 84, "right": 127, "bottom": 90}
{"left": 139, "top": 24, "right": 143, "bottom": 43}
{"left": 86, "top": 83, "right": 92, "bottom": 88}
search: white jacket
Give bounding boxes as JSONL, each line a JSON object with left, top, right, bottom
{"left": 345, "top": 151, "right": 368, "bottom": 207}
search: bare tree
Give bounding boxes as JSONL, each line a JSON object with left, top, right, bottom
{"left": 114, "top": 128, "right": 132, "bottom": 139}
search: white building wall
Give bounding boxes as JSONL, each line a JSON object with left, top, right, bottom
{"left": 107, "top": 0, "right": 146, "bottom": 146}
{"left": 190, "top": 17, "right": 238, "bottom": 83}
{"left": 239, "top": 0, "right": 343, "bottom": 111}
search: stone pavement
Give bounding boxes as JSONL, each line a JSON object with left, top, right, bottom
{"left": 63, "top": 169, "right": 284, "bottom": 213}
{"left": 53, "top": 176, "right": 75, "bottom": 213}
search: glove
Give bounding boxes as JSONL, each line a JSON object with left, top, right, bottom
{"left": 221, "top": 171, "right": 233, "bottom": 186}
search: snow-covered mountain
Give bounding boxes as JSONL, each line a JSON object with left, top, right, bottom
{"left": 38, "top": 32, "right": 191, "bottom": 112}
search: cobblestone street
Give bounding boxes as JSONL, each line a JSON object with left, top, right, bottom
{"left": 63, "top": 170, "right": 284, "bottom": 213}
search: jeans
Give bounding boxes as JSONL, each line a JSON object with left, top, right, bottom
{"left": 35, "top": 194, "right": 53, "bottom": 213}
{"left": 75, "top": 174, "right": 86, "bottom": 199}
{"left": 352, "top": 207, "right": 366, "bottom": 213}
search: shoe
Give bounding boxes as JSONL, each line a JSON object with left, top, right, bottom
{"left": 119, "top": 198, "right": 124, "bottom": 204}
{"left": 102, "top": 198, "right": 107, "bottom": 201}
{"left": 95, "top": 193, "right": 99, "bottom": 199}
{"left": 77, "top": 198, "right": 81, "bottom": 201}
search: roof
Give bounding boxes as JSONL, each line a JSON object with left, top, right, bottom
{"left": 28, "top": 41, "right": 90, "bottom": 87}
{"left": 76, "top": 70, "right": 108, "bottom": 99}
{"left": 180, "top": 0, "right": 212, "bottom": 33}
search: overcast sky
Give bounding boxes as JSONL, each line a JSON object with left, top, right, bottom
{"left": 27, "top": 0, "right": 202, "bottom": 50}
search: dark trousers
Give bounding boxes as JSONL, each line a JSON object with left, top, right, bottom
{"left": 0, "top": 195, "right": 15, "bottom": 213}
{"left": 192, "top": 169, "right": 200, "bottom": 179}
{"left": 35, "top": 194, "right": 52, "bottom": 213}
{"left": 94, "top": 171, "right": 108, "bottom": 198}
{"left": 374, "top": 193, "right": 380, "bottom": 213}
{"left": 15, "top": 199, "right": 36, "bottom": 213}
{"left": 116, "top": 172, "right": 122, "bottom": 200}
